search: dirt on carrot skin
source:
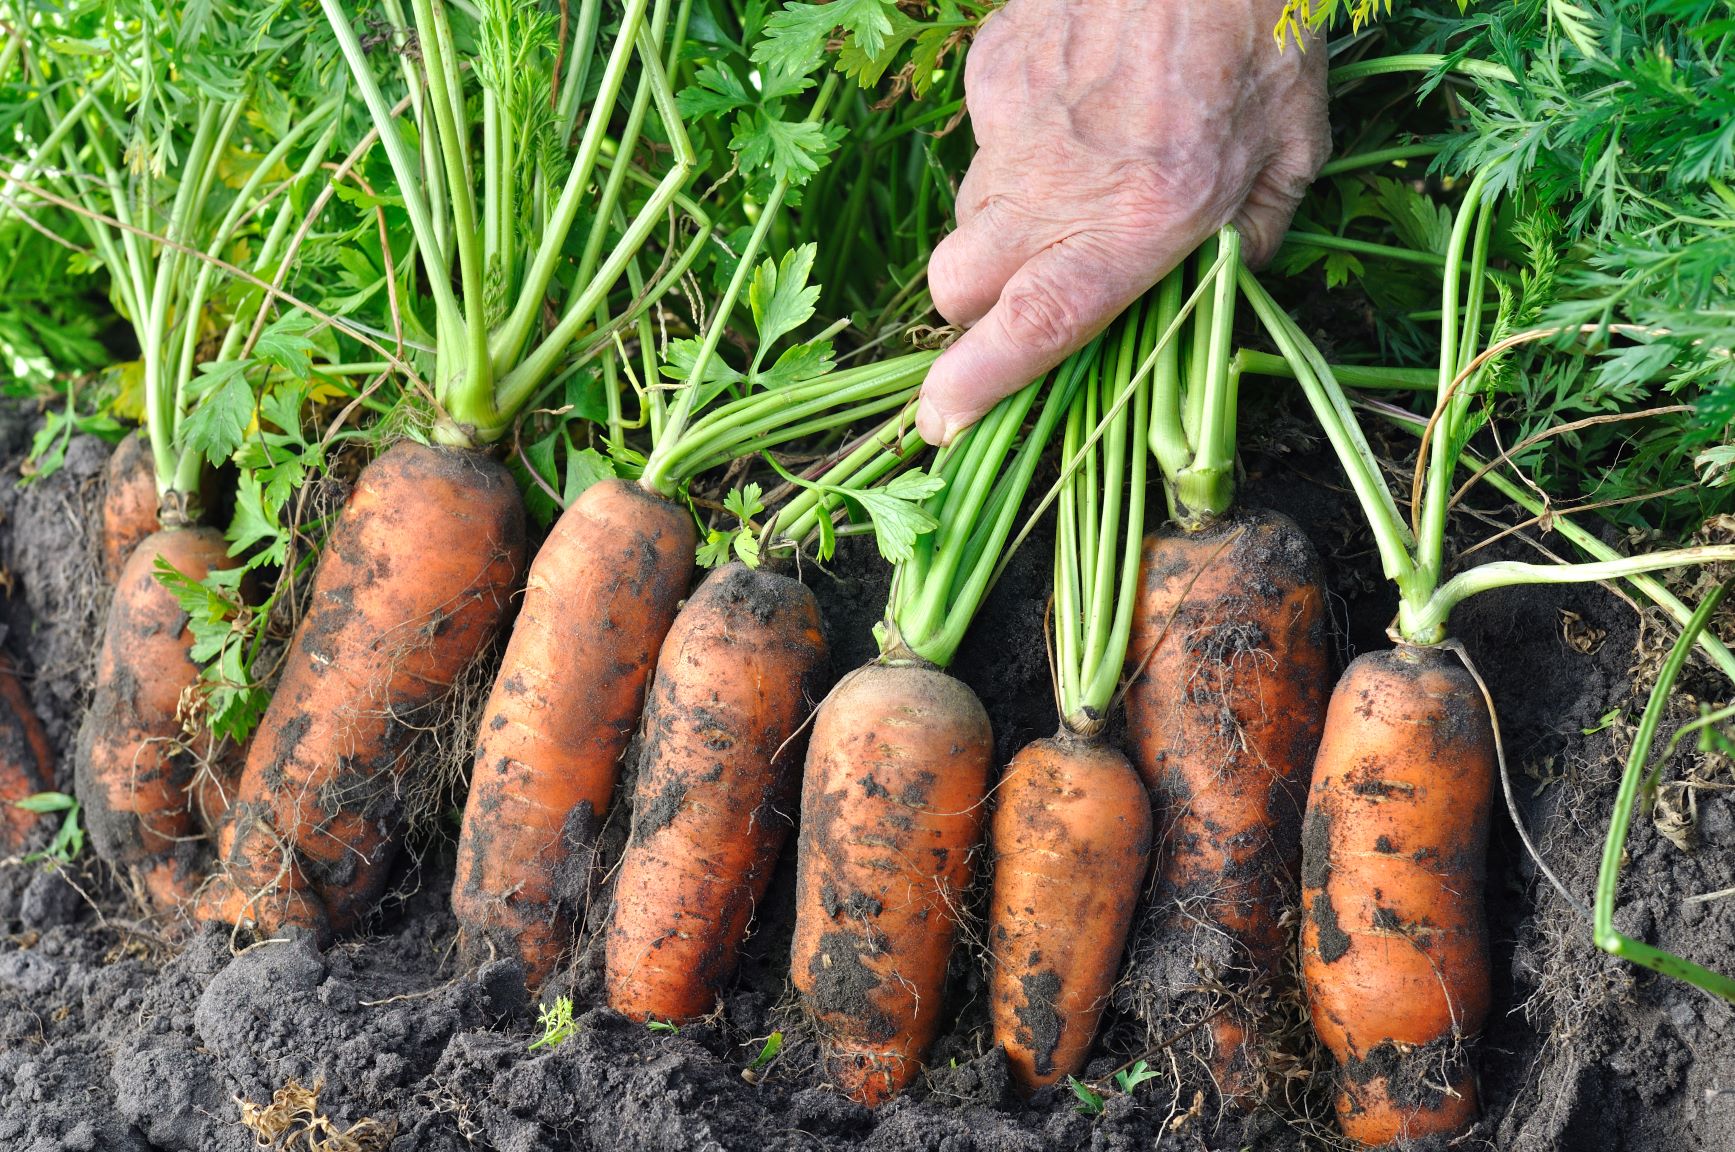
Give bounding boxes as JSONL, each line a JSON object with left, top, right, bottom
{"left": 0, "top": 421, "right": 1732, "bottom": 1151}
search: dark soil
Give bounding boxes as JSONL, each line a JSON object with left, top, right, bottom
{"left": 1, "top": 418, "right": 1733, "bottom": 1151}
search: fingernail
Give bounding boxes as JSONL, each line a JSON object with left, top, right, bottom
{"left": 916, "top": 398, "right": 950, "bottom": 446}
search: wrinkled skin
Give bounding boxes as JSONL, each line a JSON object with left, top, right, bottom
{"left": 918, "top": 0, "right": 1329, "bottom": 443}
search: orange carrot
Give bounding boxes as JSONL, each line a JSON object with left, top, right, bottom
{"left": 988, "top": 736, "right": 1150, "bottom": 1091}
{"left": 100, "top": 431, "right": 161, "bottom": 585}
{"left": 0, "top": 655, "right": 53, "bottom": 853}
{"left": 604, "top": 562, "right": 829, "bottom": 1022}
{"left": 1300, "top": 646, "right": 1492, "bottom": 1145}
{"left": 453, "top": 477, "right": 694, "bottom": 986}
{"left": 207, "top": 441, "right": 526, "bottom": 936}
{"left": 791, "top": 663, "right": 992, "bottom": 1105}
{"left": 77, "top": 526, "right": 238, "bottom": 907}
{"left": 1123, "top": 509, "right": 1330, "bottom": 1105}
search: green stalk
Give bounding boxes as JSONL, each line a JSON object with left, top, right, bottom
{"left": 1414, "top": 169, "right": 1495, "bottom": 614}
{"left": 1238, "top": 268, "right": 1418, "bottom": 589}
{"left": 1173, "top": 227, "right": 1241, "bottom": 525}
{"left": 1148, "top": 268, "right": 1191, "bottom": 483}
{"left": 1594, "top": 586, "right": 1735, "bottom": 1002}
{"left": 887, "top": 354, "right": 1091, "bottom": 668}
{"left": 1367, "top": 403, "right": 1735, "bottom": 682}
{"left": 490, "top": 0, "right": 653, "bottom": 378}
{"left": 1316, "top": 143, "right": 1439, "bottom": 177}
{"left": 1328, "top": 54, "right": 1517, "bottom": 86}
{"left": 1233, "top": 349, "right": 1436, "bottom": 390}
{"left": 1402, "top": 548, "right": 1735, "bottom": 645}
{"left": 1062, "top": 304, "right": 1151, "bottom": 731}
{"left": 654, "top": 353, "right": 936, "bottom": 485}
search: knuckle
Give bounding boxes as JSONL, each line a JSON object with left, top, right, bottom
{"left": 998, "top": 273, "right": 1084, "bottom": 352}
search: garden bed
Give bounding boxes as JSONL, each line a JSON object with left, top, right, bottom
{"left": 0, "top": 421, "right": 1730, "bottom": 1152}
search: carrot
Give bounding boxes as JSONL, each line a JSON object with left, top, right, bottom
{"left": 1241, "top": 189, "right": 1735, "bottom": 1142}
{"left": 76, "top": 526, "right": 237, "bottom": 907}
{"left": 0, "top": 655, "right": 54, "bottom": 853}
{"left": 1299, "top": 647, "right": 1492, "bottom": 1144}
{"left": 211, "top": 441, "right": 526, "bottom": 936}
{"left": 794, "top": 359, "right": 1085, "bottom": 1105}
{"left": 792, "top": 661, "right": 992, "bottom": 1104}
{"left": 988, "top": 737, "right": 1150, "bottom": 1090}
{"left": 985, "top": 309, "right": 1154, "bottom": 1094}
{"left": 453, "top": 477, "right": 693, "bottom": 986}
{"left": 604, "top": 561, "right": 829, "bottom": 1021}
{"left": 100, "top": 431, "right": 161, "bottom": 584}
{"left": 1123, "top": 509, "right": 1329, "bottom": 1101}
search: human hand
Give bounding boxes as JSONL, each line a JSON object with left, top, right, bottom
{"left": 916, "top": 0, "right": 1330, "bottom": 444}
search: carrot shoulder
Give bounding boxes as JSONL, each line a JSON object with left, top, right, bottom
{"left": 792, "top": 662, "right": 992, "bottom": 1105}
{"left": 216, "top": 441, "right": 526, "bottom": 935}
{"left": 77, "top": 526, "right": 237, "bottom": 907}
{"left": 453, "top": 476, "right": 693, "bottom": 986}
{"left": 1123, "top": 509, "right": 1330, "bottom": 1102}
{"left": 1301, "top": 646, "right": 1493, "bottom": 1146}
{"left": 605, "top": 562, "right": 830, "bottom": 1022}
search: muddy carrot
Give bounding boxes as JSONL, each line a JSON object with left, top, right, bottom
{"left": 77, "top": 527, "right": 237, "bottom": 907}
{"left": 1300, "top": 647, "right": 1492, "bottom": 1143}
{"left": 454, "top": 477, "right": 692, "bottom": 985}
{"left": 1119, "top": 236, "right": 1331, "bottom": 1108}
{"left": 603, "top": 562, "right": 830, "bottom": 1021}
{"left": 215, "top": 442, "right": 526, "bottom": 935}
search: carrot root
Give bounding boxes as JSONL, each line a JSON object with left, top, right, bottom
{"left": 76, "top": 526, "right": 237, "bottom": 907}
{"left": 791, "top": 662, "right": 992, "bottom": 1106}
{"left": 99, "top": 431, "right": 160, "bottom": 585}
{"left": 1301, "top": 645, "right": 1493, "bottom": 1146}
{"left": 1121, "top": 509, "right": 1330, "bottom": 1105}
{"left": 605, "top": 562, "right": 830, "bottom": 1023}
{"left": 988, "top": 734, "right": 1151, "bottom": 1092}
{"left": 0, "top": 654, "right": 54, "bottom": 853}
{"left": 454, "top": 477, "right": 694, "bottom": 986}
{"left": 210, "top": 441, "right": 526, "bottom": 938}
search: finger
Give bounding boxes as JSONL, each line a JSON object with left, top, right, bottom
{"left": 917, "top": 234, "right": 1149, "bottom": 445}
{"left": 1236, "top": 74, "right": 1330, "bottom": 265}
{"left": 927, "top": 204, "right": 1044, "bottom": 329}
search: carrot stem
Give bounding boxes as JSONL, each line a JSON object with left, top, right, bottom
{"left": 1594, "top": 584, "right": 1735, "bottom": 1003}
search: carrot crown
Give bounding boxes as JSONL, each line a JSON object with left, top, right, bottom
{"left": 1053, "top": 300, "right": 1154, "bottom": 735}
{"left": 880, "top": 352, "right": 1092, "bottom": 669}
{"left": 322, "top": 0, "right": 708, "bottom": 450}
{"left": 8, "top": 4, "right": 340, "bottom": 516}
{"left": 1149, "top": 227, "right": 1243, "bottom": 528}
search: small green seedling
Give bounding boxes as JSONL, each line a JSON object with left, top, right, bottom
{"left": 741, "top": 1031, "right": 783, "bottom": 1084}
{"left": 1068, "top": 1076, "right": 1105, "bottom": 1116}
{"left": 1113, "top": 1059, "right": 1160, "bottom": 1095}
{"left": 646, "top": 1019, "right": 680, "bottom": 1035}
{"left": 15, "top": 793, "right": 83, "bottom": 866}
{"left": 529, "top": 996, "right": 577, "bottom": 1051}
{"left": 1583, "top": 709, "right": 1621, "bottom": 736}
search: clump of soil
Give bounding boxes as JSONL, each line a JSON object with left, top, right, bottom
{"left": 1, "top": 426, "right": 1732, "bottom": 1151}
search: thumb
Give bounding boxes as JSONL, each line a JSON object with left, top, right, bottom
{"left": 917, "top": 235, "right": 1149, "bottom": 445}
